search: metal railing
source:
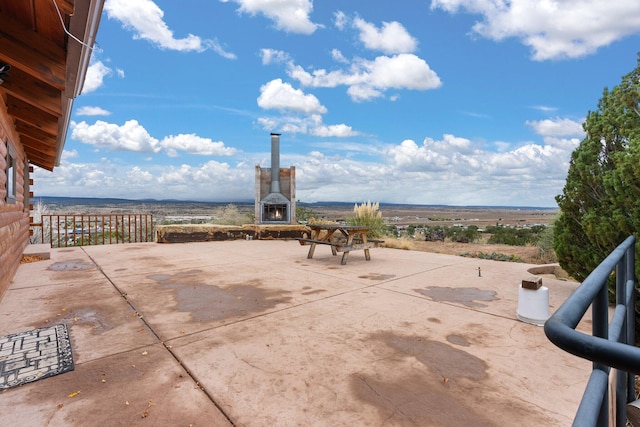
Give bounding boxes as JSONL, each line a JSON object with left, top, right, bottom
{"left": 32, "top": 214, "right": 155, "bottom": 247}
{"left": 544, "top": 235, "right": 637, "bottom": 427}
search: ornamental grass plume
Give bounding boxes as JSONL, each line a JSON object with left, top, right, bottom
{"left": 347, "top": 201, "right": 385, "bottom": 238}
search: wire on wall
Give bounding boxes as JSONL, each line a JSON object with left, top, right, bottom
{"left": 51, "top": 0, "right": 95, "bottom": 50}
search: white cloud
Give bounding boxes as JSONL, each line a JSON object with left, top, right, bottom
{"left": 526, "top": 117, "right": 585, "bottom": 137}
{"left": 430, "top": 0, "right": 640, "bottom": 60}
{"left": 311, "top": 124, "right": 359, "bottom": 138}
{"left": 533, "top": 105, "right": 558, "bottom": 113}
{"left": 156, "top": 164, "right": 192, "bottom": 185}
{"left": 153, "top": 161, "right": 250, "bottom": 200}
{"left": 35, "top": 160, "right": 119, "bottom": 192}
{"left": 160, "top": 134, "right": 238, "bottom": 157}
{"left": 127, "top": 166, "right": 154, "bottom": 184}
{"left": 82, "top": 61, "right": 112, "bottom": 94}
{"left": 38, "top": 120, "right": 580, "bottom": 206}
{"left": 331, "top": 49, "right": 349, "bottom": 64}
{"left": 334, "top": 11, "right": 348, "bottom": 30}
{"left": 71, "top": 120, "right": 161, "bottom": 153}
{"left": 104, "top": 0, "right": 236, "bottom": 58}
{"left": 260, "top": 48, "right": 291, "bottom": 65}
{"left": 35, "top": 159, "right": 252, "bottom": 201}
{"left": 225, "top": 0, "right": 319, "bottom": 34}
{"left": 269, "top": 130, "right": 559, "bottom": 205}
{"left": 257, "top": 79, "right": 327, "bottom": 114}
{"left": 539, "top": 136, "right": 581, "bottom": 151}
{"left": 257, "top": 113, "right": 359, "bottom": 138}
{"left": 71, "top": 120, "right": 238, "bottom": 157}
{"left": 386, "top": 132, "right": 572, "bottom": 185}
{"left": 261, "top": 15, "right": 438, "bottom": 103}
{"left": 288, "top": 53, "right": 442, "bottom": 102}
{"left": 62, "top": 149, "right": 79, "bottom": 160}
{"left": 353, "top": 17, "right": 418, "bottom": 54}
{"left": 76, "top": 106, "right": 111, "bottom": 116}
{"left": 362, "top": 54, "right": 440, "bottom": 90}
{"left": 526, "top": 117, "right": 584, "bottom": 151}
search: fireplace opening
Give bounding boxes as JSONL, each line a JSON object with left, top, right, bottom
{"left": 262, "top": 203, "right": 289, "bottom": 223}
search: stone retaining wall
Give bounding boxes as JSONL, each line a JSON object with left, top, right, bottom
{"left": 156, "top": 224, "right": 309, "bottom": 243}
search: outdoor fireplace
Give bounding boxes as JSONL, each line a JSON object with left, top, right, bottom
{"left": 255, "top": 133, "right": 296, "bottom": 224}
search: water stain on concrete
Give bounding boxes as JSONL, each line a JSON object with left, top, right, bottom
{"left": 375, "top": 332, "right": 488, "bottom": 381}
{"left": 352, "top": 331, "right": 555, "bottom": 426}
{"left": 358, "top": 273, "right": 396, "bottom": 281}
{"left": 35, "top": 286, "right": 123, "bottom": 338}
{"left": 414, "top": 286, "right": 497, "bottom": 308}
{"left": 48, "top": 259, "right": 95, "bottom": 271}
{"left": 62, "top": 308, "right": 114, "bottom": 334}
{"left": 148, "top": 270, "right": 292, "bottom": 322}
{"left": 351, "top": 372, "right": 495, "bottom": 426}
{"left": 351, "top": 331, "right": 492, "bottom": 425}
{"left": 446, "top": 334, "right": 470, "bottom": 347}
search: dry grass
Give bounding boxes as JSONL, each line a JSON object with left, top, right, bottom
{"left": 384, "top": 238, "right": 547, "bottom": 264}
{"left": 382, "top": 238, "right": 414, "bottom": 251}
{"left": 308, "top": 218, "right": 338, "bottom": 225}
{"left": 21, "top": 255, "right": 45, "bottom": 264}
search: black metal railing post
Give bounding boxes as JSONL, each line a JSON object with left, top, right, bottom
{"left": 544, "top": 235, "right": 637, "bottom": 427}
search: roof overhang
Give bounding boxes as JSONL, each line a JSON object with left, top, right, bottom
{"left": 0, "top": 0, "right": 104, "bottom": 171}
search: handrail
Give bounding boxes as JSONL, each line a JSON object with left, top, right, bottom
{"left": 544, "top": 235, "right": 637, "bottom": 427}
{"left": 31, "top": 214, "right": 155, "bottom": 247}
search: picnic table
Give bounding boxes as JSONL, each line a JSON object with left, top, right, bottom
{"left": 296, "top": 224, "right": 383, "bottom": 265}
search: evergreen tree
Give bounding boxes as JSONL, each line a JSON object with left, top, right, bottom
{"left": 554, "top": 54, "right": 640, "bottom": 283}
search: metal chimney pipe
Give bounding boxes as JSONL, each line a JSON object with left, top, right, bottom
{"left": 270, "top": 133, "right": 281, "bottom": 193}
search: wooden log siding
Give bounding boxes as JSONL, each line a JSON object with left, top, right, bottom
{"left": 0, "top": 116, "right": 29, "bottom": 300}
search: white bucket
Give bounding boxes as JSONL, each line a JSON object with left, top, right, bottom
{"left": 516, "top": 285, "right": 550, "bottom": 326}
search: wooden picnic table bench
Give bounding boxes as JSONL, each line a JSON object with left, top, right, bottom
{"left": 296, "top": 224, "right": 383, "bottom": 265}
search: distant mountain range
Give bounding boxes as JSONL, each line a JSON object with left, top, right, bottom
{"left": 33, "top": 196, "right": 557, "bottom": 211}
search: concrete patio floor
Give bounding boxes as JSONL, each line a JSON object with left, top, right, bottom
{"left": 0, "top": 240, "right": 591, "bottom": 426}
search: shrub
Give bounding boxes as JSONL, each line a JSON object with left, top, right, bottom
{"left": 347, "top": 201, "right": 385, "bottom": 238}
{"left": 211, "top": 204, "right": 251, "bottom": 226}
{"left": 535, "top": 219, "right": 557, "bottom": 263}
{"left": 485, "top": 225, "right": 545, "bottom": 246}
{"left": 296, "top": 203, "right": 318, "bottom": 223}
{"left": 460, "top": 251, "right": 523, "bottom": 262}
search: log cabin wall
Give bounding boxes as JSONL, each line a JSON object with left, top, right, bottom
{"left": 0, "top": 103, "right": 28, "bottom": 300}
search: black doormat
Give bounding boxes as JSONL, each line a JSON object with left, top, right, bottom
{"left": 0, "top": 324, "right": 74, "bottom": 390}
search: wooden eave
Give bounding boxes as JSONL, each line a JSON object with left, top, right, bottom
{"left": 0, "top": 0, "right": 104, "bottom": 171}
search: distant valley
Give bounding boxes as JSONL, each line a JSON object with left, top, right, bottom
{"left": 32, "top": 196, "right": 557, "bottom": 228}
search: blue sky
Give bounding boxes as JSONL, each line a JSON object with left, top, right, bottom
{"left": 33, "top": 0, "right": 640, "bottom": 207}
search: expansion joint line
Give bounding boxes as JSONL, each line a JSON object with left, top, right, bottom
{"left": 80, "top": 247, "right": 236, "bottom": 426}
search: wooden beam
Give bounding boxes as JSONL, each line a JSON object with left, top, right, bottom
{"left": 1, "top": 67, "right": 62, "bottom": 117}
{"left": 16, "top": 120, "right": 57, "bottom": 140}
{"left": 47, "top": 0, "right": 75, "bottom": 16}
{"left": 34, "top": 0, "right": 72, "bottom": 47}
{"left": 0, "top": 1, "right": 36, "bottom": 30}
{"left": 0, "top": 13, "right": 66, "bottom": 90}
{"left": 23, "top": 145, "right": 52, "bottom": 163}
{"left": 7, "top": 95, "right": 59, "bottom": 136}
{"left": 16, "top": 125, "right": 57, "bottom": 172}
{"left": 22, "top": 148, "right": 54, "bottom": 171}
{"left": 21, "top": 134, "right": 57, "bottom": 157}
